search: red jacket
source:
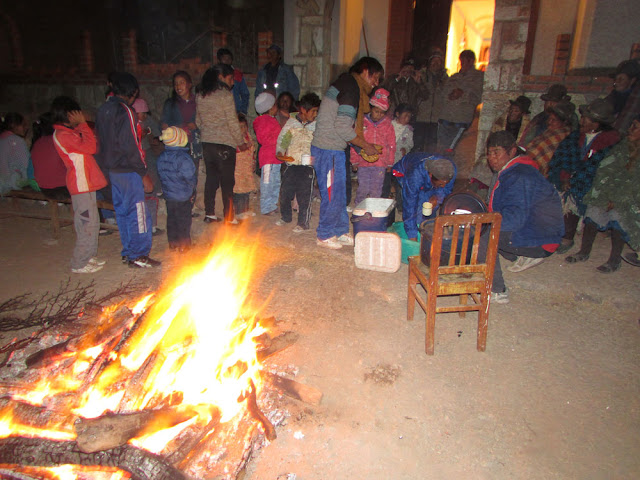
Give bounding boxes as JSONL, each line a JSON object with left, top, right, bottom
{"left": 253, "top": 114, "right": 282, "bottom": 168}
{"left": 53, "top": 123, "right": 107, "bottom": 195}
{"left": 350, "top": 114, "right": 396, "bottom": 168}
{"left": 31, "top": 135, "right": 67, "bottom": 189}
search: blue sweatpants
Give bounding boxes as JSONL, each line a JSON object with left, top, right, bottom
{"left": 311, "top": 145, "right": 349, "bottom": 241}
{"left": 110, "top": 171, "right": 152, "bottom": 260}
{"left": 260, "top": 163, "right": 281, "bottom": 214}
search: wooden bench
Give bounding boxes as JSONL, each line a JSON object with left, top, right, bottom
{"left": 4, "top": 189, "right": 117, "bottom": 239}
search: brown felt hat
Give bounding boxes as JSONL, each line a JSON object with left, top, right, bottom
{"left": 550, "top": 100, "right": 576, "bottom": 123}
{"left": 579, "top": 98, "right": 615, "bottom": 125}
{"left": 509, "top": 95, "right": 531, "bottom": 114}
{"left": 541, "top": 84, "right": 571, "bottom": 102}
{"left": 609, "top": 60, "right": 640, "bottom": 79}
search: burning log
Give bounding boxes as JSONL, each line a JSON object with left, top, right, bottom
{"left": 257, "top": 331, "right": 299, "bottom": 362}
{"left": 0, "top": 437, "right": 188, "bottom": 480}
{"left": 245, "top": 379, "right": 276, "bottom": 441}
{"left": 262, "top": 371, "right": 323, "bottom": 405}
{"left": 74, "top": 408, "right": 196, "bottom": 453}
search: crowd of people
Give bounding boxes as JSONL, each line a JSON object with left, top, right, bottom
{"left": 1, "top": 44, "right": 638, "bottom": 303}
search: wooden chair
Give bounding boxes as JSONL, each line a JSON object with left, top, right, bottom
{"left": 407, "top": 212, "right": 502, "bottom": 355}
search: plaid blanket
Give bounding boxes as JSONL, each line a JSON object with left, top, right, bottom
{"left": 547, "top": 129, "right": 620, "bottom": 214}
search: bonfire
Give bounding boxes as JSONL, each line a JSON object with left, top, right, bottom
{"left": 0, "top": 236, "right": 316, "bottom": 479}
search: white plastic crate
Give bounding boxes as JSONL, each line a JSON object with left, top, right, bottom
{"left": 352, "top": 198, "right": 396, "bottom": 217}
{"left": 354, "top": 231, "right": 402, "bottom": 273}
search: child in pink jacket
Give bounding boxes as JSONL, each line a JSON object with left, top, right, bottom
{"left": 253, "top": 92, "right": 282, "bottom": 215}
{"left": 351, "top": 88, "right": 396, "bottom": 204}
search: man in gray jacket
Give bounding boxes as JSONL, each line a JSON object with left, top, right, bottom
{"left": 437, "top": 50, "right": 484, "bottom": 153}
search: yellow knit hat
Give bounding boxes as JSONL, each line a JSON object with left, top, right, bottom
{"left": 161, "top": 126, "right": 188, "bottom": 147}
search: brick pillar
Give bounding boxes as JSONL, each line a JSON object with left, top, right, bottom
{"left": 80, "top": 30, "right": 94, "bottom": 73}
{"left": 552, "top": 34, "right": 571, "bottom": 75}
{"left": 212, "top": 32, "right": 227, "bottom": 59}
{"left": 5, "top": 14, "right": 23, "bottom": 70}
{"left": 257, "top": 31, "right": 273, "bottom": 68}
{"left": 385, "top": 0, "right": 414, "bottom": 74}
{"left": 122, "top": 29, "right": 137, "bottom": 72}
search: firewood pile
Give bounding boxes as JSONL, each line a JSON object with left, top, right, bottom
{"left": 0, "top": 275, "right": 321, "bottom": 479}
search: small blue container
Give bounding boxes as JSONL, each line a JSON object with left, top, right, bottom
{"left": 351, "top": 198, "right": 396, "bottom": 236}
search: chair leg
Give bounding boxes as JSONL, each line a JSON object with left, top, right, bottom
{"left": 458, "top": 293, "right": 468, "bottom": 318}
{"left": 477, "top": 292, "right": 489, "bottom": 352}
{"left": 407, "top": 263, "right": 417, "bottom": 321}
{"left": 425, "top": 290, "right": 437, "bottom": 355}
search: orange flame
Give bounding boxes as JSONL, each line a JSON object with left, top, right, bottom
{"left": 0, "top": 233, "right": 270, "bottom": 458}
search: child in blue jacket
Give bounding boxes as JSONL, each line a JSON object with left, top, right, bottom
{"left": 392, "top": 153, "right": 456, "bottom": 240}
{"left": 157, "top": 127, "right": 197, "bottom": 251}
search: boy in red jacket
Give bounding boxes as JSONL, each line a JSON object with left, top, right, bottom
{"left": 51, "top": 96, "right": 108, "bottom": 273}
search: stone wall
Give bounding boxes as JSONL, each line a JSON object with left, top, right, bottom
{"left": 476, "top": 0, "right": 532, "bottom": 162}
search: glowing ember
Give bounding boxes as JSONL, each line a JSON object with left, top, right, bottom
{"left": 0, "top": 236, "right": 269, "bottom": 464}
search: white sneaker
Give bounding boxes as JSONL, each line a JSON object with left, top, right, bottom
{"left": 337, "top": 233, "right": 354, "bottom": 246}
{"left": 89, "top": 257, "right": 106, "bottom": 266}
{"left": 317, "top": 236, "right": 342, "bottom": 249}
{"left": 275, "top": 219, "right": 287, "bottom": 226}
{"left": 72, "top": 263, "right": 104, "bottom": 274}
{"left": 346, "top": 206, "right": 353, "bottom": 213}
{"left": 490, "top": 289, "right": 509, "bottom": 304}
{"left": 507, "top": 256, "right": 545, "bottom": 273}
{"left": 292, "top": 225, "right": 306, "bottom": 234}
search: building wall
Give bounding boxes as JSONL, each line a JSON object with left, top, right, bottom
{"left": 571, "top": 0, "right": 639, "bottom": 69}
{"left": 529, "top": 0, "right": 578, "bottom": 75}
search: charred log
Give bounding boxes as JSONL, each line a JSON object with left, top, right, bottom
{"left": 0, "top": 437, "right": 188, "bottom": 480}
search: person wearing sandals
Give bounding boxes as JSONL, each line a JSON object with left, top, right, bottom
{"left": 565, "top": 115, "right": 640, "bottom": 272}
{"left": 547, "top": 98, "right": 621, "bottom": 254}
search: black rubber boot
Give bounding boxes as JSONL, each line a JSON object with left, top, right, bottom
{"left": 566, "top": 221, "right": 598, "bottom": 263}
{"left": 597, "top": 229, "right": 624, "bottom": 273}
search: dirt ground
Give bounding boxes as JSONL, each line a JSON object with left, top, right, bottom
{"left": 1, "top": 128, "right": 639, "bottom": 479}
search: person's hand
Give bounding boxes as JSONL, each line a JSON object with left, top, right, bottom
{"left": 448, "top": 88, "right": 463, "bottom": 100}
{"left": 412, "top": 70, "right": 423, "bottom": 83}
{"left": 408, "top": 237, "right": 417, "bottom": 242}
{"left": 429, "top": 195, "right": 438, "bottom": 205}
{"left": 186, "top": 122, "right": 197, "bottom": 131}
{"left": 68, "top": 110, "right": 86, "bottom": 126}
{"left": 363, "top": 143, "right": 378, "bottom": 156}
{"left": 401, "top": 148, "right": 407, "bottom": 157}
{"left": 606, "top": 201, "right": 615, "bottom": 211}
{"left": 238, "top": 142, "right": 250, "bottom": 152}
{"left": 562, "top": 180, "right": 571, "bottom": 192}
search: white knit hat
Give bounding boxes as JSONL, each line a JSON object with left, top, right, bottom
{"left": 255, "top": 92, "right": 276, "bottom": 115}
{"left": 161, "top": 127, "right": 188, "bottom": 147}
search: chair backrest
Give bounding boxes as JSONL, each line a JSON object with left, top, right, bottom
{"left": 428, "top": 212, "right": 502, "bottom": 280}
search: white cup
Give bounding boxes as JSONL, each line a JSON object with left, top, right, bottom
{"left": 422, "top": 201, "right": 433, "bottom": 216}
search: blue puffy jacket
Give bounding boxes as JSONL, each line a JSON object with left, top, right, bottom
{"left": 157, "top": 146, "right": 197, "bottom": 202}
{"left": 392, "top": 153, "right": 456, "bottom": 239}
{"left": 489, "top": 155, "right": 564, "bottom": 247}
